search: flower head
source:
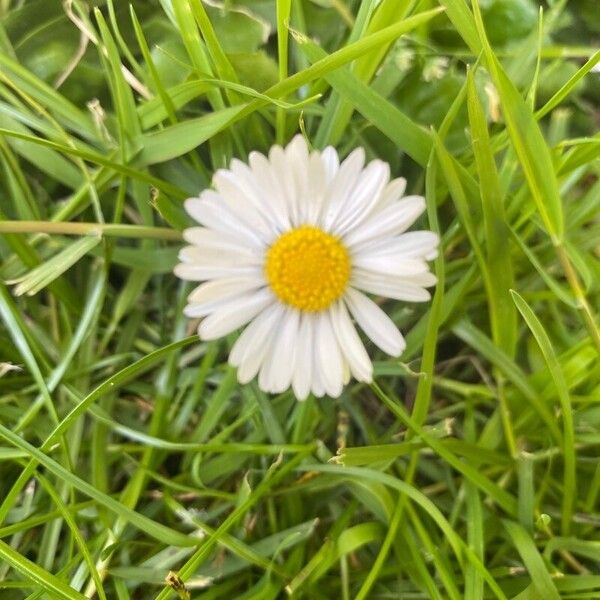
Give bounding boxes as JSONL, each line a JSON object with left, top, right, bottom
{"left": 175, "top": 135, "right": 438, "bottom": 400}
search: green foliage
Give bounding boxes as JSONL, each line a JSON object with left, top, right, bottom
{"left": 1, "top": 0, "right": 599, "bottom": 599}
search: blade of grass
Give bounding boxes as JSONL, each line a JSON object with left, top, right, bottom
{"left": 453, "top": 319, "right": 562, "bottom": 444}
{"left": 275, "top": 0, "right": 291, "bottom": 144}
{"left": 510, "top": 290, "right": 576, "bottom": 534}
{"left": 297, "top": 33, "right": 433, "bottom": 166}
{"left": 471, "top": 0, "right": 563, "bottom": 243}
{"left": 302, "top": 463, "right": 508, "bottom": 600}
{"left": 10, "top": 235, "right": 101, "bottom": 297}
{"left": 0, "top": 337, "right": 197, "bottom": 527}
{"left": 154, "top": 447, "right": 316, "bottom": 599}
{"left": 466, "top": 68, "right": 517, "bottom": 357}
{"left": 503, "top": 520, "right": 560, "bottom": 600}
{"left": 371, "top": 382, "right": 517, "bottom": 516}
{"left": 0, "top": 423, "right": 200, "bottom": 547}
{"left": 0, "top": 538, "right": 86, "bottom": 600}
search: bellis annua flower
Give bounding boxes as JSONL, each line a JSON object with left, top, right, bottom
{"left": 175, "top": 135, "right": 438, "bottom": 400}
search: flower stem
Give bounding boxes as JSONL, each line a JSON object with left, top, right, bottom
{"left": 0, "top": 220, "right": 182, "bottom": 241}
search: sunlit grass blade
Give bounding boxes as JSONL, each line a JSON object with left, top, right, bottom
{"left": 299, "top": 38, "right": 432, "bottom": 165}
{"left": 10, "top": 235, "right": 100, "bottom": 297}
{"left": 471, "top": 0, "right": 564, "bottom": 243}
{"left": 466, "top": 68, "right": 517, "bottom": 357}
{"left": 138, "top": 105, "right": 245, "bottom": 165}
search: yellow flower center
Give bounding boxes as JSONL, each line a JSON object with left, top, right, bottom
{"left": 265, "top": 225, "right": 351, "bottom": 312}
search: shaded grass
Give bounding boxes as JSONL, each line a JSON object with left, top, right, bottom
{"left": 1, "top": 0, "right": 600, "bottom": 599}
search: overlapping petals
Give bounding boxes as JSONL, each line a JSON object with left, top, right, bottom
{"left": 175, "top": 135, "right": 438, "bottom": 399}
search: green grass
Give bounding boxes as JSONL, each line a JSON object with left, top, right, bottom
{"left": 1, "top": 0, "right": 599, "bottom": 598}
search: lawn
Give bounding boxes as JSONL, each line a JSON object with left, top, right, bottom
{"left": 0, "top": 0, "right": 599, "bottom": 598}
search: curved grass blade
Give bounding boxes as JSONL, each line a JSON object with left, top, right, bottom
{"left": 0, "top": 538, "right": 87, "bottom": 600}
{"left": 503, "top": 520, "right": 560, "bottom": 600}
{"left": 471, "top": 0, "right": 564, "bottom": 243}
{"left": 0, "top": 423, "right": 200, "bottom": 548}
{"left": 510, "top": 290, "right": 576, "bottom": 534}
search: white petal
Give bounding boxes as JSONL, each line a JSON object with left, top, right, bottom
{"left": 198, "top": 288, "right": 274, "bottom": 340}
{"left": 174, "top": 263, "right": 261, "bottom": 281}
{"left": 321, "top": 146, "right": 340, "bottom": 182}
{"left": 269, "top": 145, "right": 299, "bottom": 227}
{"left": 231, "top": 304, "right": 283, "bottom": 384}
{"left": 320, "top": 147, "right": 365, "bottom": 231}
{"left": 184, "top": 280, "right": 266, "bottom": 318}
{"left": 344, "top": 195, "right": 426, "bottom": 250}
{"left": 355, "top": 230, "right": 439, "bottom": 261}
{"left": 352, "top": 256, "right": 430, "bottom": 278}
{"left": 314, "top": 310, "right": 344, "bottom": 398}
{"left": 332, "top": 160, "right": 390, "bottom": 236}
{"left": 303, "top": 151, "right": 327, "bottom": 225}
{"left": 229, "top": 158, "right": 282, "bottom": 238}
{"left": 187, "top": 277, "right": 265, "bottom": 304}
{"left": 344, "top": 288, "right": 405, "bottom": 357}
{"left": 311, "top": 363, "right": 326, "bottom": 398}
{"left": 330, "top": 301, "right": 373, "bottom": 382}
{"left": 235, "top": 306, "right": 284, "bottom": 384}
{"left": 248, "top": 151, "right": 291, "bottom": 231}
{"left": 292, "top": 314, "right": 314, "bottom": 401}
{"left": 213, "top": 169, "right": 275, "bottom": 240}
{"left": 286, "top": 136, "right": 310, "bottom": 226}
{"left": 184, "top": 193, "right": 264, "bottom": 248}
{"left": 352, "top": 269, "right": 434, "bottom": 302}
{"left": 354, "top": 267, "right": 437, "bottom": 289}
{"left": 266, "top": 308, "right": 300, "bottom": 393}
{"left": 181, "top": 229, "right": 261, "bottom": 262}
{"left": 178, "top": 246, "right": 262, "bottom": 272}
{"left": 378, "top": 177, "right": 407, "bottom": 210}
{"left": 342, "top": 360, "right": 351, "bottom": 385}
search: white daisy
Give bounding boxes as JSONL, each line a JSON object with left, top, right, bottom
{"left": 175, "top": 135, "right": 438, "bottom": 400}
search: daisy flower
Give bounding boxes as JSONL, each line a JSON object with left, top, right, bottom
{"left": 175, "top": 135, "right": 438, "bottom": 400}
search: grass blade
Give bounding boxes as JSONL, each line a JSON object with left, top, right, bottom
{"left": 510, "top": 290, "right": 576, "bottom": 534}
{"left": 0, "top": 538, "right": 86, "bottom": 600}
{"left": 10, "top": 235, "right": 101, "bottom": 297}
{"left": 471, "top": 0, "right": 564, "bottom": 242}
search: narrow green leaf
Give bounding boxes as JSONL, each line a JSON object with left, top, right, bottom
{"left": 94, "top": 9, "right": 142, "bottom": 156}
{"left": 0, "top": 538, "right": 86, "bottom": 600}
{"left": 510, "top": 290, "right": 576, "bottom": 534}
{"left": 371, "top": 383, "right": 518, "bottom": 516}
{"left": 453, "top": 319, "right": 562, "bottom": 444}
{"left": 302, "top": 463, "right": 508, "bottom": 600}
{"left": 0, "top": 128, "right": 187, "bottom": 199}
{"left": 471, "top": 0, "right": 564, "bottom": 242}
{"left": 0, "top": 285, "right": 58, "bottom": 425}
{"left": 0, "top": 52, "right": 96, "bottom": 141}
{"left": 503, "top": 520, "right": 560, "bottom": 600}
{"left": 509, "top": 227, "right": 576, "bottom": 308}
{"left": 313, "top": 0, "right": 385, "bottom": 147}
{"left": 0, "top": 337, "right": 197, "bottom": 526}
{"left": 11, "top": 235, "right": 101, "bottom": 297}
{"left": 138, "top": 105, "right": 245, "bottom": 166}
{"left": 300, "top": 38, "right": 432, "bottom": 166}
{"left": 536, "top": 49, "right": 600, "bottom": 119}
{"left": 466, "top": 68, "right": 517, "bottom": 357}
{"left": 189, "top": 0, "right": 240, "bottom": 94}
{"left": 438, "top": 0, "right": 481, "bottom": 54}
{"left": 0, "top": 423, "right": 200, "bottom": 547}
{"left": 0, "top": 113, "right": 82, "bottom": 189}
{"left": 129, "top": 6, "right": 178, "bottom": 125}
